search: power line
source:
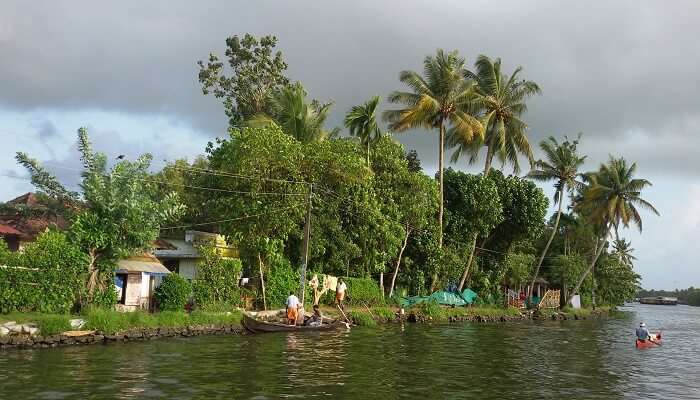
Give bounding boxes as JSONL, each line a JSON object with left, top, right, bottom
{"left": 39, "top": 163, "right": 307, "bottom": 197}
{"left": 160, "top": 204, "right": 305, "bottom": 230}
{"left": 154, "top": 163, "right": 310, "bottom": 186}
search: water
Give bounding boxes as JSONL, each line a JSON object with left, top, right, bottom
{"left": 1, "top": 304, "right": 699, "bottom": 399}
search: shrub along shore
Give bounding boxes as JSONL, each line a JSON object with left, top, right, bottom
{"left": 0, "top": 305, "right": 615, "bottom": 350}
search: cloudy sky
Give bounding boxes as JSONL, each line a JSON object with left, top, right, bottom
{"left": 1, "top": 1, "right": 698, "bottom": 289}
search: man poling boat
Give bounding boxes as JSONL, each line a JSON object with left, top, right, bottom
{"left": 635, "top": 322, "right": 662, "bottom": 348}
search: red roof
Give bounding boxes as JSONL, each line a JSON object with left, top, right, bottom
{"left": 0, "top": 224, "right": 23, "bottom": 236}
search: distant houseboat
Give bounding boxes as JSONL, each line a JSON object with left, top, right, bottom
{"left": 639, "top": 296, "right": 678, "bottom": 305}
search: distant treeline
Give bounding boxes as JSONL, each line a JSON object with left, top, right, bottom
{"left": 637, "top": 288, "right": 700, "bottom": 306}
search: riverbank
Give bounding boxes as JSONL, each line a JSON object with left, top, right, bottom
{"left": 0, "top": 305, "right": 617, "bottom": 350}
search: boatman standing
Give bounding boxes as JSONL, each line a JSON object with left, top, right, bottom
{"left": 335, "top": 278, "right": 348, "bottom": 310}
{"left": 286, "top": 292, "right": 301, "bottom": 326}
{"left": 636, "top": 322, "right": 651, "bottom": 342}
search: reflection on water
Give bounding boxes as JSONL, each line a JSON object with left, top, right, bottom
{"left": 1, "top": 304, "right": 700, "bottom": 399}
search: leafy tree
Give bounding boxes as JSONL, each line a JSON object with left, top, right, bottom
{"left": 569, "top": 157, "right": 659, "bottom": 304}
{"left": 344, "top": 95, "right": 382, "bottom": 165}
{"left": 405, "top": 150, "right": 422, "bottom": 173}
{"left": 526, "top": 135, "right": 586, "bottom": 299}
{"left": 594, "top": 255, "right": 640, "bottom": 306}
{"left": 383, "top": 49, "right": 483, "bottom": 248}
{"left": 16, "top": 128, "right": 185, "bottom": 305}
{"left": 448, "top": 55, "right": 541, "bottom": 174}
{"left": 198, "top": 33, "right": 289, "bottom": 126}
{"left": 487, "top": 170, "right": 548, "bottom": 252}
{"left": 441, "top": 169, "right": 503, "bottom": 290}
{"left": 367, "top": 137, "right": 438, "bottom": 297}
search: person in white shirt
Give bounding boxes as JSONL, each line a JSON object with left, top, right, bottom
{"left": 335, "top": 279, "right": 347, "bottom": 309}
{"left": 286, "top": 292, "right": 301, "bottom": 325}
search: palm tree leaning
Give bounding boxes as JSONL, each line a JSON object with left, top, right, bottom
{"left": 383, "top": 49, "right": 483, "bottom": 248}
{"left": 345, "top": 96, "right": 382, "bottom": 165}
{"left": 526, "top": 135, "right": 586, "bottom": 301}
{"left": 448, "top": 55, "right": 541, "bottom": 176}
{"left": 568, "top": 156, "right": 659, "bottom": 304}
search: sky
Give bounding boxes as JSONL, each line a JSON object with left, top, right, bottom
{"left": 1, "top": 0, "right": 698, "bottom": 290}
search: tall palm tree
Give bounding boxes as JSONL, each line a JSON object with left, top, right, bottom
{"left": 345, "top": 96, "right": 382, "bottom": 165}
{"left": 448, "top": 55, "right": 541, "bottom": 175}
{"left": 267, "top": 82, "right": 338, "bottom": 143}
{"left": 526, "top": 135, "right": 586, "bottom": 300}
{"left": 612, "top": 238, "right": 636, "bottom": 267}
{"left": 383, "top": 49, "right": 483, "bottom": 248}
{"left": 569, "top": 156, "right": 659, "bottom": 304}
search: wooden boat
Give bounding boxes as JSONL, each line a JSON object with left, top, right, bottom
{"left": 242, "top": 314, "right": 348, "bottom": 334}
{"left": 635, "top": 333, "right": 662, "bottom": 349}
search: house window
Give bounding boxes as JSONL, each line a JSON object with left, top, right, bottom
{"left": 163, "top": 259, "right": 179, "bottom": 274}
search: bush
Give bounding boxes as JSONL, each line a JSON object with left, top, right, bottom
{"left": 265, "top": 258, "right": 299, "bottom": 307}
{"left": 344, "top": 277, "right": 384, "bottom": 306}
{"left": 414, "top": 301, "right": 445, "bottom": 319}
{"left": 192, "top": 246, "right": 242, "bottom": 308}
{"left": 154, "top": 274, "right": 192, "bottom": 311}
{"left": 0, "top": 231, "right": 88, "bottom": 314}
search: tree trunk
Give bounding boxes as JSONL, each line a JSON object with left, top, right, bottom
{"left": 438, "top": 120, "right": 445, "bottom": 249}
{"left": 258, "top": 253, "right": 267, "bottom": 311}
{"left": 458, "top": 234, "right": 478, "bottom": 291}
{"left": 379, "top": 272, "right": 384, "bottom": 298}
{"left": 389, "top": 225, "right": 411, "bottom": 298}
{"left": 483, "top": 145, "right": 493, "bottom": 176}
{"left": 529, "top": 188, "right": 564, "bottom": 301}
{"left": 568, "top": 227, "right": 609, "bottom": 305}
{"left": 592, "top": 263, "right": 597, "bottom": 310}
{"left": 86, "top": 250, "right": 99, "bottom": 300}
{"left": 367, "top": 140, "right": 371, "bottom": 166}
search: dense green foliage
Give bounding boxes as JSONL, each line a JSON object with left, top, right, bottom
{"left": 198, "top": 33, "right": 289, "bottom": 126}
{"left": 154, "top": 274, "right": 192, "bottom": 312}
{"left": 343, "top": 278, "right": 384, "bottom": 306}
{"left": 14, "top": 128, "right": 184, "bottom": 308}
{"left": 191, "top": 246, "right": 243, "bottom": 308}
{"left": 0, "top": 231, "right": 88, "bottom": 314}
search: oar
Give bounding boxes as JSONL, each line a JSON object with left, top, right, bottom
{"left": 337, "top": 304, "right": 351, "bottom": 324}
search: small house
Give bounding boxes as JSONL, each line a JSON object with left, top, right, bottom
{"left": 114, "top": 253, "right": 170, "bottom": 312}
{"left": 154, "top": 230, "right": 238, "bottom": 280}
{"left": 0, "top": 224, "right": 24, "bottom": 252}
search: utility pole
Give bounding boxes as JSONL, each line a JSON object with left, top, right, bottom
{"left": 299, "top": 183, "right": 313, "bottom": 304}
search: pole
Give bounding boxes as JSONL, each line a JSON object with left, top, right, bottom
{"left": 299, "top": 183, "right": 313, "bottom": 304}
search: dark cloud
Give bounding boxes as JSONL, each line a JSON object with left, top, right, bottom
{"left": 2, "top": 0, "right": 700, "bottom": 177}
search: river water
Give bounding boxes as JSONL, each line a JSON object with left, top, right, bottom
{"left": 1, "top": 304, "right": 699, "bottom": 399}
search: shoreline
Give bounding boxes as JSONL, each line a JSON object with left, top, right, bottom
{"left": 0, "top": 306, "right": 617, "bottom": 351}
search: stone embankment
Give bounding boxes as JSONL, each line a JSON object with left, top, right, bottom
{"left": 0, "top": 322, "right": 243, "bottom": 350}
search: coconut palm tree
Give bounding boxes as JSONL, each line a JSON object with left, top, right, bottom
{"left": 345, "top": 96, "right": 382, "bottom": 165}
{"left": 612, "top": 238, "right": 636, "bottom": 267}
{"left": 383, "top": 49, "right": 483, "bottom": 247}
{"left": 267, "top": 82, "right": 338, "bottom": 143}
{"left": 569, "top": 156, "right": 659, "bottom": 304}
{"left": 526, "top": 135, "right": 586, "bottom": 300}
{"left": 448, "top": 55, "right": 541, "bottom": 175}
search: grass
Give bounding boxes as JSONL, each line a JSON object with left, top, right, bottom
{"left": 0, "top": 312, "right": 73, "bottom": 336}
{"left": 348, "top": 311, "right": 377, "bottom": 326}
{"left": 372, "top": 307, "right": 396, "bottom": 322}
{"left": 1, "top": 309, "right": 243, "bottom": 336}
{"left": 83, "top": 308, "right": 243, "bottom": 334}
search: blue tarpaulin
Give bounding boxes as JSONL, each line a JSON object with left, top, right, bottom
{"left": 400, "top": 288, "right": 478, "bottom": 307}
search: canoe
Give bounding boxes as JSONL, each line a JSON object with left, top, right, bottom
{"left": 635, "top": 333, "right": 662, "bottom": 349}
{"left": 242, "top": 314, "right": 348, "bottom": 334}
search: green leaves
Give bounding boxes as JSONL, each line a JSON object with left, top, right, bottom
{"left": 197, "top": 33, "right": 289, "bottom": 126}
{"left": 154, "top": 274, "right": 192, "bottom": 312}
